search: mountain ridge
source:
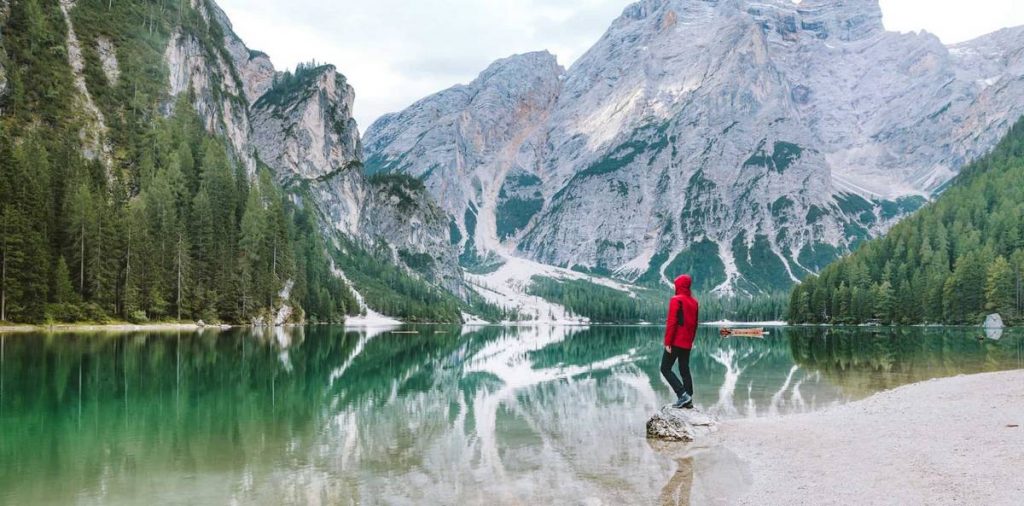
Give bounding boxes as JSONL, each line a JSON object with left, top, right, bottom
{"left": 363, "top": 0, "right": 1024, "bottom": 295}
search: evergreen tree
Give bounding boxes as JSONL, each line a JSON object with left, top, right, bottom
{"left": 985, "top": 256, "right": 1015, "bottom": 316}
{"left": 790, "top": 117, "right": 1024, "bottom": 326}
{"left": 53, "top": 256, "right": 75, "bottom": 304}
{"left": 874, "top": 281, "right": 894, "bottom": 323}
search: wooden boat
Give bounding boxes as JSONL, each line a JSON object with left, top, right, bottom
{"left": 719, "top": 327, "right": 767, "bottom": 338}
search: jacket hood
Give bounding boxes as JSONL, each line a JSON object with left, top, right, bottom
{"left": 674, "top": 275, "right": 692, "bottom": 296}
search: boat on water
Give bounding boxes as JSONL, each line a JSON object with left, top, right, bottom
{"left": 719, "top": 327, "right": 767, "bottom": 339}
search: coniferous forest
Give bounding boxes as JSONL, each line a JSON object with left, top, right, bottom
{"left": 0, "top": 95, "right": 361, "bottom": 324}
{"left": 0, "top": 0, "right": 378, "bottom": 324}
{"left": 529, "top": 276, "right": 789, "bottom": 323}
{"left": 788, "top": 118, "right": 1024, "bottom": 326}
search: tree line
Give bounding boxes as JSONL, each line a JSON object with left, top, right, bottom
{"left": 0, "top": 100, "right": 358, "bottom": 324}
{"left": 0, "top": 0, "right": 480, "bottom": 324}
{"left": 528, "top": 276, "right": 789, "bottom": 323}
{"left": 788, "top": 118, "right": 1024, "bottom": 325}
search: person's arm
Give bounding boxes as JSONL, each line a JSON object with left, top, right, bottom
{"left": 664, "top": 298, "right": 677, "bottom": 351}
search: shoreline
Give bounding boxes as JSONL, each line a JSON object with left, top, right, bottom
{"left": 711, "top": 370, "right": 1024, "bottom": 505}
{"left": 1, "top": 321, "right": 1012, "bottom": 334}
{"left": 0, "top": 322, "right": 211, "bottom": 333}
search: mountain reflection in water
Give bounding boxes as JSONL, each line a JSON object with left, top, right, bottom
{"left": 0, "top": 326, "right": 1020, "bottom": 504}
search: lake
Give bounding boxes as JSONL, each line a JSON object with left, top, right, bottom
{"left": 0, "top": 325, "right": 1021, "bottom": 505}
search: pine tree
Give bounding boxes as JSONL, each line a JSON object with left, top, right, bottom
{"left": 985, "top": 256, "right": 1015, "bottom": 317}
{"left": 66, "top": 182, "right": 95, "bottom": 296}
{"left": 874, "top": 281, "right": 894, "bottom": 322}
{"left": 239, "top": 184, "right": 266, "bottom": 318}
{"left": 54, "top": 256, "right": 75, "bottom": 304}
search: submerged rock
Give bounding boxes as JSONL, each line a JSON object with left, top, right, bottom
{"left": 646, "top": 405, "right": 717, "bottom": 442}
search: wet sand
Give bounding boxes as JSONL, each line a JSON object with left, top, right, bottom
{"left": 716, "top": 370, "right": 1024, "bottom": 505}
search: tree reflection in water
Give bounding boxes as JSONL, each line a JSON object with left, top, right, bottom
{"left": 0, "top": 325, "right": 1020, "bottom": 504}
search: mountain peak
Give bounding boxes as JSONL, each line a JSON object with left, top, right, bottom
{"left": 477, "top": 51, "right": 564, "bottom": 84}
{"left": 616, "top": 0, "right": 884, "bottom": 42}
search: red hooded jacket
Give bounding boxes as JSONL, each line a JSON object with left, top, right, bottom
{"left": 664, "top": 275, "right": 699, "bottom": 349}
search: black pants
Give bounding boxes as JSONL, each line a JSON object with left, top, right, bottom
{"left": 660, "top": 346, "right": 692, "bottom": 398}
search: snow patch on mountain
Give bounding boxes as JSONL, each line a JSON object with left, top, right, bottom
{"left": 364, "top": 0, "right": 1024, "bottom": 296}
{"left": 329, "top": 262, "right": 401, "bottom": 326}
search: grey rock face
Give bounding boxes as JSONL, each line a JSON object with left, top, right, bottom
{"left": 96, "top": 36, "right": 119, "bottom": 85}
{"left": 164, "top": 25, "right": 256, "bottom": 175}
{"left": 161, "top": 0, "right": 465, "bottom": 298}
{"left": 248, "top": 65, "right": 462, "bottom": 293}
{"left": 364, "top": 0, "right": 1024, "bottom": 294}
{"left": 646, "top": 406, "right": 718, "bottom": 442}
{"left": 251, "top": 66, "right": 361, "bottom": 181}
{"left": 363, "top": 51, "right": 564, "bottom": 259}
{"left": 207, "top": 1, "right": 275, "bottom": 104}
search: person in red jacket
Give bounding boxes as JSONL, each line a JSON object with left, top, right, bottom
{"left": 661, "top": 274, "right": 699, "bottom": 409}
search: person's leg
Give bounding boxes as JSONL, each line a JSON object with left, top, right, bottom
{"left": 660, "top": 347, "right": 685, "bottom": 396}
{"left": 677, "top": 347, "right": 693, "bottom": 398}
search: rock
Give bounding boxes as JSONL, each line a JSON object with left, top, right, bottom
{"left": 646, "top": 405, "right": 718, "bottom": 442}
{"left": 983, "top": 313, "right": 1004, "bottom": 329}
{"left": 983, "top": 313, "right": 1004, "bottom": 340}
{"left": 96, "top": 36, "right": 119, "bottom": 85}
{"left": 159, "top": 0, "right": 467, "bottom": 296}
{"left": 363, "top": 0, "right": 1024, "bottom": 295}
{"left": 196, "top": 319, "right": 206, "bottom": 327}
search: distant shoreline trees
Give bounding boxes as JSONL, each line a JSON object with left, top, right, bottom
{"left": 788, "top": 119, "right": 1024, "bottom": 326}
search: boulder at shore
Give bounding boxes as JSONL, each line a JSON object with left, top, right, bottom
{"left": 646, "top": 406, "right": 718, "bottom": 442}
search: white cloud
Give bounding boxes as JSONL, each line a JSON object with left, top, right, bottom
{"left": 217, "top": 0, "right": 1024, "bottom": 129}
{"left": 879, "top": 0, "right": 1024, "bottom": 45}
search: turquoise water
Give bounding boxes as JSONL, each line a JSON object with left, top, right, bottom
{"left": 0, "top": 325, "right": 1021, "bottom": 504}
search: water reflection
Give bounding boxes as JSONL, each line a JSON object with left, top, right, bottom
{"left": 0, "top": 326, "right": 1020, "bottom": 504}
{"left": 659, "top": 456, "right": 693, "bottom": 505}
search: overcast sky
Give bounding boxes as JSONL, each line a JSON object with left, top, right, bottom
{"left": 217, "top": 0, "right": 1024, "bottom": 129}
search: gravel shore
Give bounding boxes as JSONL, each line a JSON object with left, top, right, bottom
{"left": 716, "top": 370, "right": 1024, "bottom": 505}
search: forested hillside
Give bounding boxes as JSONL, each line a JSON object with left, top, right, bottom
{"left": 0, "top": 0, "right": 453, "bottom": 324}
{"left": 789, "top": 119, "right": 1024, "bottom": 325}
{"left": 528, "top": 276, "right": 788, "bottom": 324}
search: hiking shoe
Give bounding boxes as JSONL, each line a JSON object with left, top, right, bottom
{"left": 672, "top": 392, "right": 692, "bottom": 408}
{"left": 681, "top": 401, "right": 694, "bottom": 409}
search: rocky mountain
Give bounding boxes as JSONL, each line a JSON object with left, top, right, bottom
{"left": 0, "top": 0, "right": 467, "bottom": 324}
{"left": 163, "top": 0, "right": 463, "bottom": 295}
{"left": 363, "top": 0, "right": 1024, "bottom": 295}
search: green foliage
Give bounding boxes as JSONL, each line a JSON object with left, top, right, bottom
{"left": 666, "top": 241, "right": 727, "bottom": 292}
{"left": 557, "top": 122, "right": 673, "bottom": 198}
{"left": 743, "top": 140, "right": 803, "bottom": 173}
{"left": 255, "top": 61, "right": 332, "bottom": 108}
{"left": 0, "top": 2, "right": 380, "bottom": 324}
{"left": 0, "top": 95, "right": 356, "bottom": 323}
{"left": 527, "top": 276, "right": 789, "bottom": 323}
{"left": 790, "top": 118, "right": 1024, "bottom": 325}
{"left": 797, "top": 242, "right": 842, "bottom": 272}
{"left": 527, "top": 276, "right": 664, "bottom": 323}
{"left": 331, "top": 237, "right": 461, "bottom": 323}
{"left": 398, "top": 249, "right": 435, "bottom": 277}
{"left": 367, "top": 172, "right": 427, "bottom": 213}
{"left": 732, "top": 233, "right": 795, "bottom": 293}
{"left": 495, "top": 197, "right": 543, "bottom": 240}
{"left": 880, "top": 195, "right": 927, "bottom": 220}
{"left": 635, "top": 241, "right": 728, "bottom": 291}
{"left": 459, "top": 204, "right": 482, "bottom": 266}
